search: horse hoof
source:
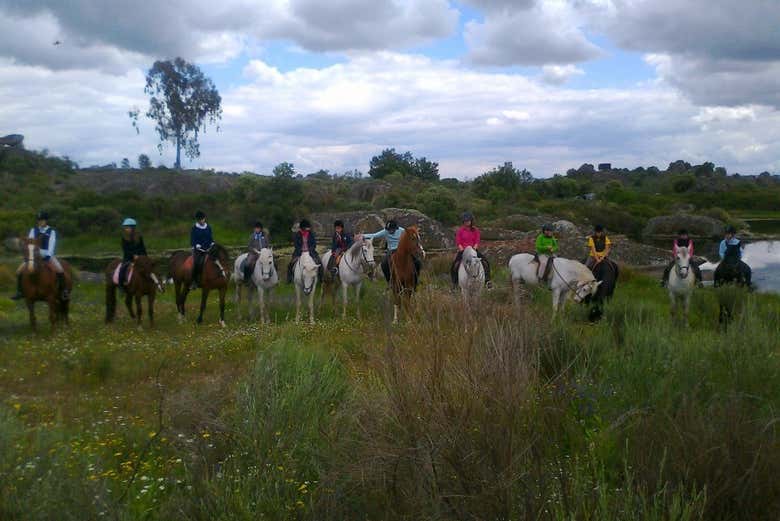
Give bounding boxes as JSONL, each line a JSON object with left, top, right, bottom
{"left": 136, "top": 325, "right": 143, "bottom": 332}
{"left": 220, "top": 320, "right": 226, "bottom": 328}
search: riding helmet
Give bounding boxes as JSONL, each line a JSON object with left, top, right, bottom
{"left": 462, "top": 212, "right": 474, "bottom": 222}
{"left": 725, "top": 225, "right": 736, "bottom": 234}
{"left": 195, "top": 210, "right": 206, "bottom": 220}
{"left": 254, "top": 221, "right": 263, "bottom": 229}
{"left": 299, "top": 219, "right": 311, "bottom": 229}
{"left": 122, "top": 217, "right": 138, "bottom": 227}
{"left": 385, "top": 219, "right": 398, "bottom": 232}
{"left": 36, "top": 211, "right": 49, "bottom": 221}
{"left": 594, "top": 224, "right": 605, "bottom": 232}
{"left": 542, "top": 223, "right": 554, "bottom": 232}
{"left": 334, "top": 219, "right": 344, "bottom": 228}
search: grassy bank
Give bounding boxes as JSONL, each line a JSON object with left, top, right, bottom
{"left": 1, "top": 266, "right": 779, "bottom": 519}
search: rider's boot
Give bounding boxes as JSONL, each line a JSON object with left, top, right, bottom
{"left": 56, "top": 272, "right": 70, "bottom": 301}
{"left": 286, "top": 262, "right": 294, "bottom": 284}
{"left": 483, "top": 260, "right": 493, "bottom": 289}
{"left": 10, "top": 274, "right": 23, "bottom": 300}
{"left": 243, "top": 264, "right": 252, "bottom": 282}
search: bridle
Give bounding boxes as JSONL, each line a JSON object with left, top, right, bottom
{"left": 297, "top": 255, "right": 317, "bottom": 294}
{"left": 675, "top": 250, "right": 691, "bottom": 280}
{"left": 24, "top": 242, "right": 39, "bottom": 273}
{"left": 463, "top": 252, "right": 483, "bottom": 281}
{"left": 343, "top": 242, "right": 375, "bottom": 275}
{"left": 548, "top": 257, "right": 594, "bottom": 300}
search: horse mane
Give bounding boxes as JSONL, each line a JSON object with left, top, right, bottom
{"left": 347, "top": 239, "right": 363, "bottom": 261}
{"left": 211, "top": 243, "right": 229, "bottom": 261}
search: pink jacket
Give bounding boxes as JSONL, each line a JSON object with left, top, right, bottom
{"left": 456, "top": 226, "right": 481, "bottom": 250}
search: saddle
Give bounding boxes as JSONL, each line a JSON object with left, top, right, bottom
{"left": 112, "top": 263, "right": 134, "bottom": 286}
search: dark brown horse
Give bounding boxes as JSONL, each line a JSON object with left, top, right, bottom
{"left": 169, "top": 244, "right": 230, "bottom": 326}
{"left": 19, "top": 237, "right": 72, "bottom": 331}
{"left": 389, "top": 225, "right": 425, "bottom": 324}
{"left": 105, "top": 256, "right": 164, "bottom": 327}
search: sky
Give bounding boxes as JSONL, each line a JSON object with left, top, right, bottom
{"left": 0, "top": 0, "right": 778, "bottom": 178}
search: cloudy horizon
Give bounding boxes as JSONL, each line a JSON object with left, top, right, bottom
{"left": 0, "top": 0, "right": 778, "bottom": 178}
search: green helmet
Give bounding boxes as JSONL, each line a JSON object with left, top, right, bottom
{"left": 122, "top": 218, "right": 137, "bottom": 227}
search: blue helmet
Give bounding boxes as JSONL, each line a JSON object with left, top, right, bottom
{"left": 122, "top": 217, "right": 137, "bottom": 227}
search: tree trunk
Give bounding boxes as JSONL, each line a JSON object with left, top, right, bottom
{"left": 175, "top": 134, "right": 181, "bottom": 170}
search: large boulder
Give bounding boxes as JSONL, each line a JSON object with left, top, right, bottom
{"left": 309, "top": 208, "right": 454, "bottom": 249}
{"left": 643, "top": 213, "right": 725, "bottom": 238}
{"left": 0, "top": 134, "right": 24, "bottom": 148}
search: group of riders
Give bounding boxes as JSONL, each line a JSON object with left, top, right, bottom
{"left": 10, "top": 210, "right": 754, "bottom": 301}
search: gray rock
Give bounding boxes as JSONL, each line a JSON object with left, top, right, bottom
{"left": 552, "top": 220, "right": 579, "bottom": 236}
{"left": 643, "top": 213, "right": 725, "bottom": 238}
{"left": 0, "top": 134, "right": 24, "bottom": 148}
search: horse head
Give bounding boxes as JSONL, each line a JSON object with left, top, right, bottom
{"left": 400, "top": 225, "right": 425, "bottom": 259}
{"left": 210, "top": 244, "right": 230, "bottom": 279}
{"left": 257, "top": 248, "right": 275, "bottom": 281}
{"left": 134, "top": 256, "right": 164, "bottom": 292}
{"left": 573, "top": 279, "right": 602, "bottom": 303}
{"left": 22, "top": 237, "right": 41, "bottom": 273}
{"left": 299, "top": 252, "right": 320, "bottom": 295}
{"left": 462, "top": 246, "right": 483, "bottom": 279}
{"left": 674, "top": 244, "right": 692, "bottom": 279}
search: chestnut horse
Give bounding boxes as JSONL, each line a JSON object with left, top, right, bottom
{"left": 389, "top": 225, "right": 425, "bottom": 324}
{"left": 19, "top": 237, "right": 72, "bottom": 331}
{"left": 105, "top": 256, "right": 164, "bottom": 327}
{"left": 169, "top": 244, "right": 230, "bottom": 326}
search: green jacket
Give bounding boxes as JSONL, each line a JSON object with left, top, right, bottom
{"left": 535, "top": 234, "right": 558, "bottom": 255}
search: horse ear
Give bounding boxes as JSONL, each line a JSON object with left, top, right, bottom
{"left": 688, "top": 244, "right": 693, "bottom": 255}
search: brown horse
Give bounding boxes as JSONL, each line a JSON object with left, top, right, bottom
{"left": 19, "top": 237, "right": 72, "bottom": 331}
{"left": 105, "top": 256, "right": 164, "bottom": 327}
{"left": 169, "top": 244, "right": 230, "bottom": 326}
{"left": 389, "top": 225, "right": 425, "bottom": 324}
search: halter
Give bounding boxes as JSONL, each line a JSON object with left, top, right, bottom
{"left": 463, "top": 252, "right": 482, "bottom": 280}
{"left": 297, "top": 256, "right": 317, "bottom": 294}
{"left": 675, "top": 250, "right": 691, "bottom": 280}
{"left": 343, "top": 242, "right": 374, "bottom": 274}
{"left": 549, "top": 258, "right": 592, "bottom": 299}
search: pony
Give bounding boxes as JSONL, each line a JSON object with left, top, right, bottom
{"left": 293, "top": 251, "right": 321, "bottom": 324}
{"left": 666, "top": 244, "right": 695, "bottom": 324}
{"left": 320, "top": 238, "right": 376, "bottom": 318}
{"left": 169, "top": 244, "right": 230, "bottom": 326}
{"left": 19, "top": 236, "right": 72, "bottom": 331}
{"left": 105, "top": 256, "right": 164, "bottom": 328}
{"left": 508, "top": 253, "right": 601, "bottom": 317}
{"left": 457, "top": 245, "right": 485, "bottom": 309}
{"left": 713, "top": 255, "right": 751, "bottom": 327}
{"left": 389, "top": 225, "right": 425, "bottom": 324}
{"left": 232, "top": 247, "right": 278, "bottom": 323}
{"left": 587, "top": 258, "right": 619, "bottom": 322}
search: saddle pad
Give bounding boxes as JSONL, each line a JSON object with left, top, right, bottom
{"left": 112, "top": 264, "right": 134, "bottom": 285}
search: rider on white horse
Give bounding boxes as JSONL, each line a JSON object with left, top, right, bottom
{"left": 242, "top": 221, "right": 269, "bottom": 282}
{"left": 534, "top": 223, "right": 558, "bottom": 283}
{"left": 450, "top": 212, "right": 492, "bottom": 289}
{"left": 326, "top": 220, "right": 354, "bottom": 276}
{"left": 661, "top": 229, "right": 703, "bottom": 288}
{"left": 287, "top": 219, "right": 322, "bottom": 284}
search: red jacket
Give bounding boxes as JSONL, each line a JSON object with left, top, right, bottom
{"left": 456, "top": 225, "right": 481, "bottom": 250}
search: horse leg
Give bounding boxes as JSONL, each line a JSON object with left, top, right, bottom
{"left": 105, "top": 283, "right": 117, "bottom": 323}
{"left": 308, "top": 289, "right": 315, "bottom": 325}
{"left": 125, "top": 292, "right": 135, "bottom": 319}
{"left": 551, "top": 289, "right": 561, "bottom": 318}
{"left": 148, "top": 293, "right": 155, "bottom": 327}
{"left": 257, "top": 286, "right": 265, "bottom": 324}
{"left": 197, "top": 288, "right": 208, "bottom": 324}
{"left": 219, "top": 287, "right": 226, "bottom": 327}
{"left": 179, "top": 285, "right": 191, "bottom": 323}
{"left": 135, "top": 294, "right": 143, "bottom": 329}
{"left": 48, "top": 297, "right": 57, "bottom": 328}
{"left": 355, "top": 281, "right": 362, "bottom": 320}
{"left": 27, "top": 300, "right": 37, "bottom": 332}
{"left": 234, "top": 281, "right": 242, "bottom": 320}
{"left": 341, "top": 281, "right": 348, "bottom": 319}
{"left": 295, "top": 285, "right": 302, "bottom": 323}
{"left": 683, "top": 294, "right": 691, "bottom": 325}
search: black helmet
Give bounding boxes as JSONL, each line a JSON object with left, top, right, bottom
{"left": 678, "top": 228, "right": 688, "bottom": 236}
{"left": 195, "top": 210, "right": 206, "bottom": 220}
{"left": 299, "top": 219, "right": 311, "bottom": 229}
{"left": 254, "top": 221, "right": 263, "bottom": 229}
{"left": 725, "top": 225, "right": 736, "bottom": 234}
{"left": 334, "top": 219, "right": 344, "bottom": 228}
{"left": 542, "top": 223, "right": 553, "bottom": 232}
{"left": 385, "top": 219, "right": 398, "bottom": 232}
{"left": 594, "top": 224, "right": 605, "bottom": 232}
{"left": 462, "top": 212, "right": 474, "bottom": 222}
{"left": 36, "top": 211, "right": 49, "bottom": 221}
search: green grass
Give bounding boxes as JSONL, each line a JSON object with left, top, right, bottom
{"left": 1, "top": 265, "right": 779, "bottom": 520}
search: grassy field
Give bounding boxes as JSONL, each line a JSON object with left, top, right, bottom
{"left": 1, "top": 263, "right": 779, "bottom": 520}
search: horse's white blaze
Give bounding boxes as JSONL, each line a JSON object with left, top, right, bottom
{"left": 294, "top": 252, "right": 319, "bottom": 324}
{"left": 508, "top": 253, "right": 599, "bottom": 316}
{"left": 252, "top": 248, "right": 278, "bottom": 324}
{"left": 25, "top": 243, "right": 35, "bottom": 272}
{"left": 458, "top": 246, "right": 485, "bottom": 306}
{"left": 668, "top": 245, "right": 696, "bottom": 322}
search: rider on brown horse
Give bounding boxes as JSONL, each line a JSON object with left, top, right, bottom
{"left": 327, "top": 220, "right": 354, "bottom": 275}
{"left": 363, "top": 219, "right": 422, "bottom": 286}
{"left": 119, "top": 218, "right": 147, "bottom": 288}
{"left": 242, "top": 221, "right": 269, "bottom": 281}
{"left": 10, "top": 211, "right": 69, "bottom": 301}
{"left": 190, "top": 210, "right": 215, "bottom": 289}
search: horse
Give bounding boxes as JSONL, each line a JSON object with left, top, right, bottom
{"left": 19, "top": 237, "right": 72, "bottom": 331}
{"left": 105, "top": 256, "right": 165, "bottom": 328}
{"left": 666, "top": 245, "right": 695, "bottom": 324}
{"left": 293, "top": 251, "right": 321, "bottom": 324}
{"left": 389, "top": 225, "right": 425, "bottom": 324}
{"left": 508, "top": 253, "right": 601, "bottom": 318}
{"left": 458, "top": 246, "right": 485, "bottom": 309}
{"left": 713, "top": 256, "right": 751, "bottom": 327}
{"left": 320, "top": 239, "right": 376, "bottom": 318}
{"left": 587, "top": 258, "right": 619, "bottom": 322}
{"left": 169, "top": 244, "right": 230, "bottom": 326}
{"left": 232, "top": 247, "right": 278, "bottom": 323}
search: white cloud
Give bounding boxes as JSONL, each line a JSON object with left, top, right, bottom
{"left": 540, "top": 64, "right": 585, "bottom": 85}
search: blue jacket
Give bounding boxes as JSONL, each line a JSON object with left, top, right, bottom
{"left": 293, "top": 230, "right": 317, "bottom": 257}
{"left": 30, "top": 226, "right": 56, "bottom": 258}
{"left": 331, "top": 231, "right": 354, "bottom": 253}
{"left": 719, "top": 238, "right": 742, "bottom": 261}
{"left": 191, "top": 223, "right": 214, "bottom": 250}
{"left": 363, "top": 227, "right": 405, "bottom": 252}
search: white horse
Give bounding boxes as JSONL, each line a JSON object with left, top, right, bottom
{"left": 458, "top": 246, "right": 485, "bottom": 308}
{"left": 321, "top": 238, "right": 376, "bottom": 318}
{"left": 233, "top": 248, "right": 278, "bottom": 323}
{"left": 294, "top": 251, "right": 320, "bottom": 325}
{"left": 668, "top": 244, "right": 695, "bottom": 323}
{"left": 508, "top": 253, "right": 602, "bottom": 316}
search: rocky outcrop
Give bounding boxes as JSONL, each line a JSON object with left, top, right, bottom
{"left": 643, "top": 213, "right": 725, "bottom": 238}
{"left": 0, "top": 134, "right": 24, "bottom": 148}
{"left": 309, "top": 208, "right": 454, "bottom": 249}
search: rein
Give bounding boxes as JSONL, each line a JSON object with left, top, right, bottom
{"left": 547, "top": 258, "right": 581, "bottom": 294}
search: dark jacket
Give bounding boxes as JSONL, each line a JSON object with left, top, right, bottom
{"left": 122, "top": 234, "right": 147, "bottom": 262}
{"left": 247, "top": 231, "right": 269, "bottom": 251}
{"left": 293, "top": 230, "right": 317, "bottom": 257}
{"left": 331, "top": 231, "right": 354, "bottom": 253}
{"left": 191, "top": 223, "right": 214, "bottom": 250}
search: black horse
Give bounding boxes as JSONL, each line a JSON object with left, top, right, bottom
{"left": 714, "top": 257, "right": 752, "bottom": 327}
{"left": 587, "top": 259, "right": 619, "bottom": 322}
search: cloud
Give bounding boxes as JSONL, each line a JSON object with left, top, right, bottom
{"left": 464, "top": 1, "right": 602, "bottom": 66}
{"left": 540, "top": 64, "right": 584, "bottom": 85}
{"left": 3, "top": 52, "right": 779, "bottom": 178}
